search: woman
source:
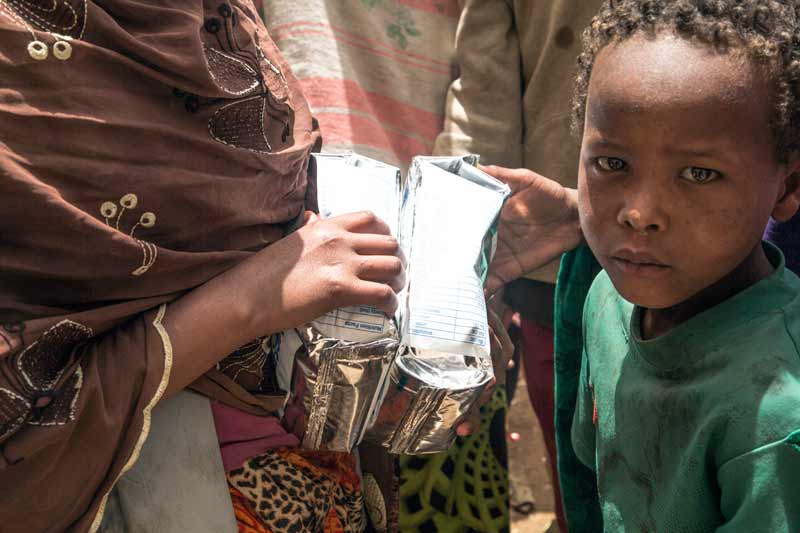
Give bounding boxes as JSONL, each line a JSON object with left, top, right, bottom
{"left": 0, "top": 1, "right": 406, "bottom": 531}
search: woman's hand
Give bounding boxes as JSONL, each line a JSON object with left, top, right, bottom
{"left": 481, "top": 165, "right": 582, "bottom": 295}
{"left": 248, "top": 210, "right": 406, "bottom": 336}
{"left": 162, "top": 210, "right": 405, "bottom": 398}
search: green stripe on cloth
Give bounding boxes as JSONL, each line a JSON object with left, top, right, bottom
{"left": 554, "top": 246, "right": 604, "bottom": 532}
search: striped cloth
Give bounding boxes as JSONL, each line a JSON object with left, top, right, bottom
{"left": 261, "top": 0, "right": 458, "bottom": 170}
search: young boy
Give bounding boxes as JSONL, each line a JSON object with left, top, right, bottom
{"left": 569, "top": 1, "right": 800, "bottom": 530}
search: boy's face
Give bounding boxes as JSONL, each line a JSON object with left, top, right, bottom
{"left": 579, "top": 34, "right": 795, "bottom": 309}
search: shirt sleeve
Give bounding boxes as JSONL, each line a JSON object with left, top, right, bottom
{"left": 716, "top": 431, "right": 800, "bottom": 532}
{"left": 432, "top": 0, "right": 524, "bottom": 168}
{"left": 571, "top": 347, "right": 596, "bottom": 471}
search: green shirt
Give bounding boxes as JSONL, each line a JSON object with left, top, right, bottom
{"left": 573, "top": 243, "right": 800, "bottom": 532}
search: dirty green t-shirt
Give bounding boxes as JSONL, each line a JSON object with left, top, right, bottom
{"left": 572, "top": 242, "right": 800, "bottom": 532}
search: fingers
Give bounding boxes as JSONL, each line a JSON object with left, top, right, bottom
{"left": 455, "top": 379, "right": 496, "bottom": 437}
{"left": 335, "top": 210, "right": 393, "bottom": 235}
{"left": 307, "top": 215, "right": 406, "bottom": 314}
{"left": 350, "top": 234, "right": 406, "bottom": 293}
{"left": 485, "top": 271, "right": 510, "bottom": 296}
{"left": 309, "top": 213, "right": 402, "bottom": 260}
{"left": 486, "top": 287, "right": 508, "bottom": 317}
{"left": 479, "top": 164, "right": 540, "bottom": 194}
{"left": 488, "top": 310, "right": 514, "bottom": 365}
{"left": 348, "top": 280, "right": 399, "bottom": 315}
{"left": 456, "top": 411, "right": 481, "bottom": 437}
{"left": 303, "top": 210, "right": 321, "bottom": 225}
{"left": 481, "top": 377, "right": 497, "bottom": 404}
{"left": 332, "top": 213, "right": 406, "bottom": 269}
{"left": 351, "top": 232, "right": 402, "bottom": 257}
{"left": 357, "top": 256, "right": 406, "bottom": 292}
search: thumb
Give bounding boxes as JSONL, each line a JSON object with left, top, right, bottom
{"left": 485, "top": 271, "right": 508, "bottom": 296}
{"left": 303, "top": 210, "right": 321, "bottom": 225}
{"left": 479, "top": 164, "right": 536, "bottom": 195}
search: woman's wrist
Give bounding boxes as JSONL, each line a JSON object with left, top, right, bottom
{"left": 218, "top": 249, "right": 286, "bottom": 342}
{"left": 160, "top": 251, "right": 283, "bottom": 398}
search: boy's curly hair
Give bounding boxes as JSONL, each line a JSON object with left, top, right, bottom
{"left": 573, "top": 0, "right": 800, "bottom": 160}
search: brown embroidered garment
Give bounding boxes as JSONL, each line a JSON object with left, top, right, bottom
{"left": 0, "top": 1, "right": 320, "bottom": 531}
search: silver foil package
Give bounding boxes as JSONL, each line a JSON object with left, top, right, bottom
{"left": 362, "top": 156, "right": 509, "bottom": 454}
{"left": 289, "top": 153, "right": 401, "bottom": 453}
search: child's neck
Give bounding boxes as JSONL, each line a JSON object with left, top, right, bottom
{"left": 641, "top": 243, "right": 775, "bottom": 340}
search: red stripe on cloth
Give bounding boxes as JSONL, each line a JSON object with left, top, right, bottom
{"left": 299, "top": 77, "right": 443, "bottom": 143}
{"left": 269, "top": 21, "right": 453, "bottom": 68}
{"left": 398, "top": 0, "right": 460, "bottom": 18}
{"left": 314, "top": 112, "right": 433, "bottom": 163}
{"left": 272, "top": 29, "right": 451, "bottom": 76}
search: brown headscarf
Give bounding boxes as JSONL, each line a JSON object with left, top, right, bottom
{"left": 0, "top": 1, "right": 320, "bottom": 530}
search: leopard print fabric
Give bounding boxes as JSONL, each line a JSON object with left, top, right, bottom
{"left": 228, "top": 449, "right": 366, "bottom": 533}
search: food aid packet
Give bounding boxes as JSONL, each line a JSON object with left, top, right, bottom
{"left": 289, "top": 153, "right": 402, "bottom": 452}
{"left": 363, "top": 156, "right": 510, "bottom": 454}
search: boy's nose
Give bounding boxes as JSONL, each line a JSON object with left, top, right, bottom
{"left": 617, "top": 206, "right": 665, "bottom": 234}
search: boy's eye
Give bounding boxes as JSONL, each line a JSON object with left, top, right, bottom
{"left": 679, "top": 166, "right": 720, "bottom": 184}
{"left": 596, "top": 157, "right": 627, "bottom": 172}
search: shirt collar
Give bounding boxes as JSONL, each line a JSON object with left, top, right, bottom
{"left": 629, "top": 241, "right": 795, "bottom": 370}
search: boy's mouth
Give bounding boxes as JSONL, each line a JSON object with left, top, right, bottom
{"left": 610, "top": 249, "right": 671, "bottom": 279}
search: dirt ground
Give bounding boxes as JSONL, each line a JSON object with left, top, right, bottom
{"left": 508, "top": 361, "right": 559, "bottom": 533}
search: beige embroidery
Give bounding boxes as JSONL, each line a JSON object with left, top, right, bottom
{"left": 1, "top": 0, "right": 87, "bottom": 37}
{"left": 200, "top": 7, "right": 292, "bottom": 154}
{"left": 27, "top": 366, "right": 83, "bottom": 427}
{"left": 89, "top": 303, "right": 173, "bottom": 533}
{"left": 204, "top": 44, "right": 260, "bottom": 96}
{"left": 0, "top": 320, "right": 93, "bottom": 442}
{"left": 100, "top": 193, "right": 159, "bottom": 276}
{"left": 52, "top": 38, "right": 71, "bottom": 59}
{"left": 0, "top": 386, "right": 29, "bottom": 441}
{"left": 0, "top": 1, "right": 86, "bottom": 61}
{"left": 15, "top": 319, "right": 92, "bottom": 391}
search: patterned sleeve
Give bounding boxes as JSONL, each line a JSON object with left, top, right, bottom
{"left": 0, "top": 305, "right": 172, "bottom": 532}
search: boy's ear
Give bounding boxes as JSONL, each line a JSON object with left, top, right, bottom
{"left": 772, "top": 158, "right": 800, "bottom": 222}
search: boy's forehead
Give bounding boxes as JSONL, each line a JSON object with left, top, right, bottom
{"left": 588, "top": 34, "right": 767, "bottom": 120}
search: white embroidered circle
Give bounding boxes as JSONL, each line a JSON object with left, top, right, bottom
{"left": 120, "top": 193, "right": 138, "bottom": 209}
{"left": 100, "top": 201, "right": 118, "bottom": 218}
{"left": 53, "top": 40, "right": 72, "bottom": 61}
{"left": 27, "top": 41, "right": 48, "bottom": 61}
{"left": 139, "top": 212, "right": 156, "bottom": 228}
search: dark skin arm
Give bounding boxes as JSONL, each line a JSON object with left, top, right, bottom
{"left": 162, "top": 210, "right": 405, "bottom": 399}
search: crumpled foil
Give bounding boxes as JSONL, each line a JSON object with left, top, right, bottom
{"left": 293, "top": 323, "right": 399, "bottom": 452}
{"left": 364, "top": 346, "right": 492, "bottom": 454}
{"left": 290, "top": 153, "right": 402, "bottom": 453}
